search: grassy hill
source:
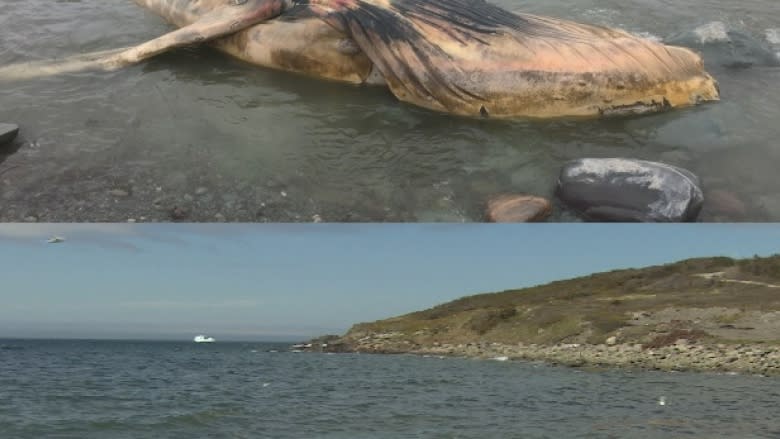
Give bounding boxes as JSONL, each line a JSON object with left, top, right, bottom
{"left": 337, "top": 254, "right": 780, "bottom": 349}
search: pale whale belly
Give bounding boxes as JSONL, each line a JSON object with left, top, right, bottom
{"left": 133, "top": 0, "right": 379, "bottom": 84}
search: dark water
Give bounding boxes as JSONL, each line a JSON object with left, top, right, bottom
{"left": 1, "top": 0, "right": 779, "bottom": 222}
{"left": 2, "top": 340, "right": 779, "bottom": 438}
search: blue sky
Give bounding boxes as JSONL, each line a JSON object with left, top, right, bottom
{"left": 0, "top": 224, "right": 778, "bottom": 341}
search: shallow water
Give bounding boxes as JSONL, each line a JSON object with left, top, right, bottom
{"left": 1, "top": 0, "right": 779, "bottom": 222}
{"left": 2, "top": 339, "right": 780, "bottom": 438}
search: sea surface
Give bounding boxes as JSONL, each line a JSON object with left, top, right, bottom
{"left": 1, "top": 339, "right": 779, "bottom": 438}
{"left": 1, "top": 0, "right": 780, "bottom": 221}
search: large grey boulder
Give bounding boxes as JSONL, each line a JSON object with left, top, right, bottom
{"left": 0, "top": 123, "right": 19, "bottom": 145}
{"left": 556, "top": 158, "right": 704, "bottom": 222}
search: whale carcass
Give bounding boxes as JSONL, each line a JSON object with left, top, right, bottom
{"left": 84, "top": 0, "right": 725, "bottom": 117}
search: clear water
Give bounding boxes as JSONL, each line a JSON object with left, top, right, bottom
{"left": 1, "top": 0, "right": 779, "bottom": 222}
{"left": 1, "top": 339, "right": 779, "bottom": 438}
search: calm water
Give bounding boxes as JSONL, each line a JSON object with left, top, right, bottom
{"left": 1, "top": 0, "right": 779, "bottom": 222}
{"left": 1, "top": 339, "right": 779, "bottom": 438}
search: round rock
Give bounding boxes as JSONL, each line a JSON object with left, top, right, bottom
{"left": 169, "top": 206, "right": 188, "bottom": 221}
{"left": 0, "top": 123, "right": 19, "bottom": 146}
{"left": 706, "top": 189, "right": 747, "bottom": 218}
{"left": 485, "top": 194, "right": 552, "bottom": 222}
{"left": 556, "top": 158, "right": 704, "bottom": 222}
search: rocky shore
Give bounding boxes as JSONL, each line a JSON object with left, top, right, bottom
{"left": 315, "top": 337, "right": 780, "bottom": 376}
{"left": 299, "top": 257, "right": 780, "bottom": 377}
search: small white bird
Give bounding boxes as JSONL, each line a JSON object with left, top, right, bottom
{"left": 658, "top": 396, "right": 667, "bottom": 406}
{"left": 47, "top": 236, "right": 65, "bottom": 244}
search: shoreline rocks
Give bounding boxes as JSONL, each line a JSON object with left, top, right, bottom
{"left": 0, "top": 123, "right": 19, "bottom": 146}
{"left": 304, "top": 337, "right": 780, "bottom": 376}
{"left": 556, "top": 158, "right": 704, "bottom": 222}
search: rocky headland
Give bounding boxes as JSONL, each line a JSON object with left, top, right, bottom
{"left": 300, "top": 255, "right": 780, "bottom": 376}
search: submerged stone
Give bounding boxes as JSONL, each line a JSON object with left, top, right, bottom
{"left": 485, "top": 194, "right": 552, "bottom": 222}
{"left": 0, "top": 123, "right": 19, "bottom": 145}
{"left": 667, "top": 24, "right": 780, "bottom": 68}
{"left": 556, "top": 158, "right": 704, "bottom": 222}
{"left": 706, "top": 189, "right": 748, "bottom": 219}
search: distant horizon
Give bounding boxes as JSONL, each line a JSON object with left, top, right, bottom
{"left": 0, "top": 318, "right": 338, "bottom": 343}
{"left": 2, "top": 224, "right": 780, "bottom": 340}
{"left": 0, "top": 336, "right": 300, "bottom": 343}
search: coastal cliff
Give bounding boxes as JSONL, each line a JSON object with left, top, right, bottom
{"left": 307, "top": 255, "right": 780, "bottom": 375}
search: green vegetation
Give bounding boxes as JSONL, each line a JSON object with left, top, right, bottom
{"left": 736, "top": 255, "right": 780, "bottom": 278}
{"left": 342, "top": 254, "right": 780, "bottom": 347}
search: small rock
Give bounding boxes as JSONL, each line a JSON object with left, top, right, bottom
{"left": 0, "top": 123, "right": 19, "bottom": 146}
{"left": 127, "top": 218, "right": 136, "bottom": 223}
{"left": 707, "top": 189, "right": 747, "bottom": 218}
{"left": 170, "top": 206, "right": 188, "bottom": 221}
{"left": 485, "top": 194, "right": 552, "bottom": 222}
{"left": 606, "top": 336, "right": 618, "bottom": 346}
{"left": 24, "top": 215, "right": 38, "bottom": 223}
{"left": 183, "top": 194, "right": 194, "bottom": 202}
{"left": 556, "top": 158, "right": 704, "bottom": 222}
{"left": 214, "top": 213, "right": 225, "bottom": 221}
{"left": 108, "top": 189, "right": 129, "bottom": 197}
{"left": 195, "top": 187, "right": 208, "bottom": 196}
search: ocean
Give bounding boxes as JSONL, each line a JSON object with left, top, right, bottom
{"left": 1, "top": 0, "right": 780, "bottom": 222}
{"left": 1, "top": 339, "right": 779, "bottom": 438}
